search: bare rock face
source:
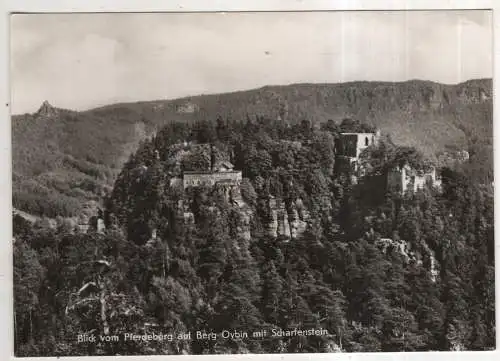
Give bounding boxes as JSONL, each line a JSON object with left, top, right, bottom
{"left": 176, "top": 101, "right": 199, "bottom": 114}
{"left": 97, "top": 218, "right": 106, "bottom": 233}
{"left": 264, "top": 197, "right": 308, "bottom": 240}
{"left": 375, "top": 237, "right": 413, "bottom": 261}
{"left": 456, "top": 83, "right": 492, "bottom": 104}
{"left": 422, "top": 240, "right": 439, "bottom": 283}
{"left": 267, "top": 197, "right": 279, "bottom": 238}
{"left": 176, "top": 199, "right": 194, "bottom": 224}
{"left": 277, "top": 204, "right": 291, "bottom": 239}
{"left": 288, "top": 207, "right": 300, "bottom": 239}
{"left": 236, "top": 208, "right": 252, "bottom": 241}
{"left": 288, "top": 201, "right": 308, "bottom": 240}
{"left": 375, "top": 237, "right": 440, "bottom": 282}
{"left": 290, "top": 218, "right": 308, "bottom": 240}
{"left": 266, "top": 197, "right": 291, "bottom": 239}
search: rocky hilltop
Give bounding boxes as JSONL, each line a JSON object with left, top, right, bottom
{"left": 35, "top": 100, "right": 59, "bottom": 118}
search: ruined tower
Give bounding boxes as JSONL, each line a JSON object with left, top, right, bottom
{"left": 335, "top": 130, "right": 380, "bottom": 177}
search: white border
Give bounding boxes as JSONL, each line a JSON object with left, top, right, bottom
{"left": 1, "top": 1, "right": 499, "bottom": 361}
{"left": 0, "top": 0, "right": 496, "bottom": 12}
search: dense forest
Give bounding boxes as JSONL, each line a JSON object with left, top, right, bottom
{"left": 13, "top": 114, "right": 495, "bottom": 356}
{"left": 12, "top": 79, "right": 492, "bottom": 219}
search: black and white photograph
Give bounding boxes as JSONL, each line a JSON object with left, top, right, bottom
{"left": 10, "top": 9, "right": 495, "bottom": 357}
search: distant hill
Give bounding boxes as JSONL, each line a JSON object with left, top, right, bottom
{"left": 11, "top": 79, "right": 493, "bottom": 217}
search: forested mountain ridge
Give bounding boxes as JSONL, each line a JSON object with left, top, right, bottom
{"left": 12, "top": 79, "right": 492, "bottom": 219}
{"left": 13, "top": 114, "right": 495, "bottom": 355}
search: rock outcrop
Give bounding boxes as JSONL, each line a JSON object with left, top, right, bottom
{"left": 375, "top": 237, "right": 440, "bottom": 282}
{"left": 422, "top": 240, "right": 439, "bottom": 283}
{"left": 236, "top": 207, "right": 253, "bottom": 242}
{"left": 266, "top": 196, "right": 308, "bottom": 240}
{"left": 35, "top": 100, "right": 58, "bottom": 118}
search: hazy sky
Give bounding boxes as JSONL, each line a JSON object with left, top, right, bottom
{"left": 10, "top": 10, "right": 493, "bottom": 114}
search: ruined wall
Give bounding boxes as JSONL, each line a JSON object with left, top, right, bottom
{"left": 387, "top": 165, "right": 439, "bottom": 194}
{"left": 413, "top": 173, "right": 428, "bottom": 191}
{"left": 334, "top": 156, "right": 356, "bottom": 175}
{"left": 336, "top": 134, "right": 359, "bottom": 158}
{"left": 183, "top": 171, "right": 242, "bottom": 188}
{"left": 237, "top": 208, "right": 252, "bottom": 241}
{"left": 336, "top": 132, "right": 378, "bottom": 159}
{"left": 387, "top": 167, "right": 405, "bottom": 193}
